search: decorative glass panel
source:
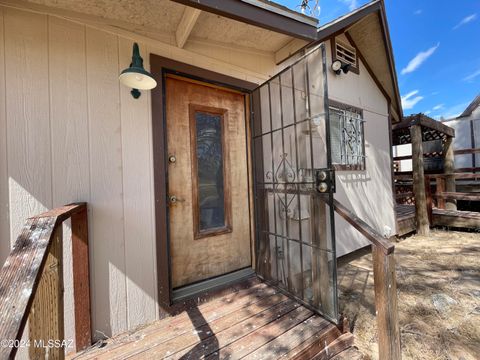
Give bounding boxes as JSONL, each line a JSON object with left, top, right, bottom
{"left": 191, "top": 108, "right": 230, "bottom": 237}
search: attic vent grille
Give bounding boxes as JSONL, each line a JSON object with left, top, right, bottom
{"left": 335, "top": 41, "right": 357, "bottom": 68}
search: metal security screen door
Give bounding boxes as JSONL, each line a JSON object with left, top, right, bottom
{"left": 251, "top": 44, "right": 339, "bottom": 322}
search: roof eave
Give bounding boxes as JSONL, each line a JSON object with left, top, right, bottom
{"left": 170, "top": 0, "right": 319, "bottom": 41}
{"left": 314, "top": 0, "right": 403, "bottom": 121}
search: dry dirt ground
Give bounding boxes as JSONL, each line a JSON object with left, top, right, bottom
{"left": 337, "top": 229, "right": 480, "bottom": 360}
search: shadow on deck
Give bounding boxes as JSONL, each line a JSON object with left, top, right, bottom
{"left": 69, "top": 277, "right": 354, "bottom": 360}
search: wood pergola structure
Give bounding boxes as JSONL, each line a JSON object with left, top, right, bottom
{"left": 392, "top": 114, "right": 456, "bottom": 235}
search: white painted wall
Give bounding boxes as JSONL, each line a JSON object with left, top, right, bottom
{"left": 0, "top": 4, "right": 396, "bottom": 344}
{"left": 443, "top": 111, "right": 480, "bottom": 169}
{"left": 326, "top": 35, "right": 396, "bottom": 256}
{"left": 393, "top": 144, "right": 412, "bottom": 172}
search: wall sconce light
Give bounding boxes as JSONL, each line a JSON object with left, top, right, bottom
{"left": 331, "top": 60, "right": 351, "bottom": 75}
{"left": 119, "top": 43, "right": 157, "bottom": 99}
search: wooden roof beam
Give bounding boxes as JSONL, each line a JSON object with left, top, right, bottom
{"left": 176, "top": 7, "right": 202, "bottom": 48}
{"left": 171, "top": 0, "right": 318, "bottom": 41}
{"left": 274, "top": 38, "right": 308, "bottom": 64}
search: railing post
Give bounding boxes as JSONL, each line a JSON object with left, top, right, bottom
{"left": 425, "top": 175, "right": 432, "bottom": 225}
{"left": 443, "top": 137, "right": 457, "bottom": 210}
{"left": 372, "top": 245, "right": 401, "bottom": 360}
{"left": 410, "top": 124, "right": 429, "bottom": 235}
{"left": 71, "top": 206, "right": 92, "bottom": 351}
{"left": 29, "top": 224, "right": 65, "bottom": 360}
{"left": 436, "top": 177, "right": 446, "bottom": 209}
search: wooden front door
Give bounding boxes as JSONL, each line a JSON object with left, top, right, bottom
{"left": 166, "top": 76, "right": 252, "bottom": 289}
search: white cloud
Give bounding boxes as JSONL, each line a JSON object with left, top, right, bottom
{"left": 414, "top": 9, "right": 422, "bottom": 15}
{"left": 339, "top": 0, "right": 358, "bottom": 11}
{"left": 401, "top": 90, "right": 424, "bottom": 110}
{"left": 433, "top": 102, "right": 470, "bottom": 120}
{"left": 401, "top": 43, "right": 440, "bottom": 75}
{"left": 463, "top": 69, "right": 480, "bottom": 82}
{"left": 453, "top": 13, "right": 477, "bottom": 30}
{"left": 432, "top": 104, "right": 444, "bottom": 111}
{"left": 424, "top": 110, "right": 432, "bottom": 115}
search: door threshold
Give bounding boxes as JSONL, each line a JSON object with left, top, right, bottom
{"left": 172, "top": 268, "right": 255, "bottom": 302}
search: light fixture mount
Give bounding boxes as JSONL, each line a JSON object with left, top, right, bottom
{"left": 331, "top": 60, "right": 352, "bottom": 75}
{"left": 119, "top": 43, "right": 157, "bottom": 99}
{"left": 331, "top": 60, "right": 342, "bottom": 75}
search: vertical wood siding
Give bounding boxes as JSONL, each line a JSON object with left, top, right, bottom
{"left": 5, "top": 8, "right": 52, "bottom": 242}
{"left": 0, "top": 8, "right": 9, "bottom": 265}
{"left": 118, "top": 38, "right": 157, "bottom": 329}
{"left": 86, "top": 27, "right": 128, "bottom": 336}
{"left": 48, "top": 16, "right": 90, "bottom": 346}
{"left": 0, "top": 8, "right": 158, "bottom": 341}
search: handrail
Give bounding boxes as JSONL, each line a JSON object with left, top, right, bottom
{"left": 0, "top": 203, "right": 91, "bottom": 359}
{"left": 395, "top": 172, "right": 480, "bottom": 180}
{"left": 454, "top": 147, "right": 480, "bottom": 155}
{"left": 434, "top": 192, "right": 480, "bottom": 201}
{"left": 395, "top": 191, "right": 414, "bottom": 199}
{"left": 333, "top": 199, "right": 401, "bottom": 360}
{"left": 333, "top": 199, "right": 395, "bottom": 254}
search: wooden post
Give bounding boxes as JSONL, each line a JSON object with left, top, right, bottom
{"left": 424, "top": 176, "right": 432, "bottom": 225}
{"left": 311, "top": 195, "right": 334, "bottom": 316}
{"left": 372, "top": 245, "right": 401, "bottom": 360}
{"left": 443, "top": 137, "right": 457, "bottom": 210}
{"left": 71, "top": 207, "right": 92, "bottom": 351}
{"left": 410, "top": 124, "right": 430, "bottom": 235}
{"left": 436, "top": 177, "right": 446, "bottom": 209}
{"left": 29, "top": 225, "right": 65, "bottom": 360}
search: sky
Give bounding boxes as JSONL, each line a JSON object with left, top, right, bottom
{"left": 275, "top": 0, "right": 480, "bottom": 119}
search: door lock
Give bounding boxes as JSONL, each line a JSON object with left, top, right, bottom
{"left": 168, "top": 155, "right": 176, "bottom": 164}
{"left": 168, "top": 195, "right": 184, "bottom": 204}
{"left": 315, "top": 168, "right": 335, "bottom": 193}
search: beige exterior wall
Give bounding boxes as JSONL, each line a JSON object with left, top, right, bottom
{"left": 0, "top": 4, "right": 395, "bottom": 343}
{"left": 0, "top": 4, "right": 277, "bottom": 346}
{"left": 326, "top": 35, "right": 396, "bottom": 256}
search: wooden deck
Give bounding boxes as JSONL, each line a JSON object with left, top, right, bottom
{"left": 70, "top": 278, "right": 353, "bottom": 360}
{"left": 396, "top": 204, "right": 480, "bottom": 236}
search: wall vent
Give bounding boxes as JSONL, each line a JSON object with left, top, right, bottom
{"left": 335, "top": 41, "right": 357, "bottom": 69}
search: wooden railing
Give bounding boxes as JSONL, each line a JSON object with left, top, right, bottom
{"left": 0, "top": 203, "right": 91, "bottom": 359}
{"left": 333, "top": 199, "right": 401, "bottom": 360}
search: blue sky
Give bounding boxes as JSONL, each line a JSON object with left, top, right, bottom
{"left": 276, "top": 0, "right": 480, "bottom": 119}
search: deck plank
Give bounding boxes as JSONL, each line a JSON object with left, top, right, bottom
{"left": 78, "top": 281, "right": 275, "bottom": 359}
{"left": 204, "top": 307, "right": 314, "bottom": 360}
{"left": 71, "top": 280, "right": 352, "bottom": 360}
{"left": 160, "top": 300, "right": 301, "bottom": 359}
{"left": 242, "top": 315, "right": 331, "bottom": 360}
{"left": 97, "top": 293, "right": 289, "bottom": 359}
{"left": 285, "top": 326, "right": 341, "bottom": 360}
{"left": 310, "top": 333, "right": 354, "bottom": 360}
